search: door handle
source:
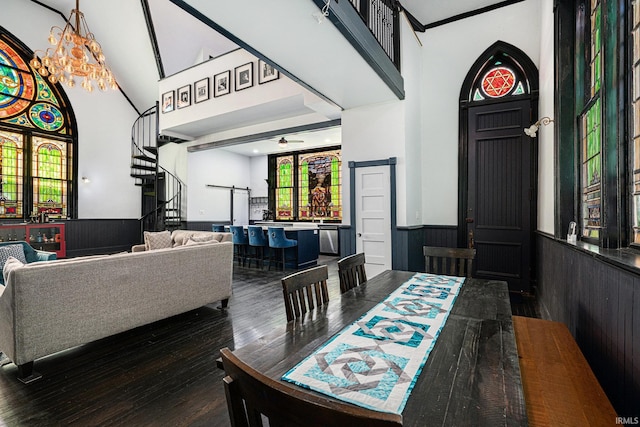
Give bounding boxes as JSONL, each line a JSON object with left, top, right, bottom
{"left": 357, "top": 233, "right": 362, "bottom": 237}
{"left": 465, "top": 218, "right": 474, "bottom": 223}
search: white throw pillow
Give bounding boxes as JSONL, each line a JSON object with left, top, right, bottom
{"left": 3, "top": 256, "right": 24, "bottom": 285}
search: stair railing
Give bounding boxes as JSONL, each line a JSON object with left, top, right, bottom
{"left": 348, "top": 0, "right": 401, "bottom": 70}
{"left": 131, "top": 104, "right": 185, "bottom": 235}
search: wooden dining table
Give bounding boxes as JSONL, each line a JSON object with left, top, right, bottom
{"left": 227, "top": 270, "right": 528, "bottom": 426}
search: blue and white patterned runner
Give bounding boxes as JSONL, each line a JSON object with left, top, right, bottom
{"left": 282, "top": 273, "right": 465, "bottom": 414}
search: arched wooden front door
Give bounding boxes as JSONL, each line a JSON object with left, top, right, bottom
{"left": 459, "top": 41, "right": 539, "bottom": 293}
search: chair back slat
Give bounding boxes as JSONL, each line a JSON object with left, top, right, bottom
{"left": 281, "top": 265, "right": 329, "bottom": 322}
{"left": 337, "top": 253, "right": 367, "bottom": 293}
{"left": 423, "top": 246, "right": 476, "bottom": 278}
{"left": 221, "top": 347, "right": 403, "bottom": 427}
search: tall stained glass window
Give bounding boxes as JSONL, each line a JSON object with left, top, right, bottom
{"left": 632, "top": 0, "right": 640, "bottom": 243}
{"left": 0, "top": 130, "right": 23, "bottom": 217}
{"left": 297, "top": 150, "right": 342, "bottom": 220}
{"left": 276, "top": 155, "right": 294, "bottom": 220}
{"left": 581, "top": 0, "right": 602, "bottom": 240}
{"left": 32, "top": 137, "right": 68, "bottom": 219}
{"left": 272, "top": 147, "right": 342, "bottom": 222}
{"left": 0, "top": 30, "right": 74, "bottom": 219}
{"left": 582, "top": 99, "right": 601, "bottom": 238}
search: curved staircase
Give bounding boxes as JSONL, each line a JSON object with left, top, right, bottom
{"left": 131, "top": 104, "right": 185, "bottom": 232}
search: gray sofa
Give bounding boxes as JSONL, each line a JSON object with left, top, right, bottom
{"left": 0, "top": 240, "right": 233, "bottom": 382}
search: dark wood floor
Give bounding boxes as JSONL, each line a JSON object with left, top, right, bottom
{"left": 0, "top": 257, "right": 539, "bottom": 426}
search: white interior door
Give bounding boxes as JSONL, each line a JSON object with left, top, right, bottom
{"left": 355, "top": 166, "right": 391, "bottom": 278}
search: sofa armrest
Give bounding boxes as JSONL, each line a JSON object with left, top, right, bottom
{"left": 131, "top": 244, "right": 146, "bottom": 252}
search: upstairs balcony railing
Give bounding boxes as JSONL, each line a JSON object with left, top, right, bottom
{"left": 349, "top": 0, "right": 401, "bottom": 70}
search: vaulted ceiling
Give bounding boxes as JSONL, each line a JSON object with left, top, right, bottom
{"left": 17, "top": 0, "right": 511, "bottom": 155}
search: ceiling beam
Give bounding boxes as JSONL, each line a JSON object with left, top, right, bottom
{"left": 423, "top": 0, "right": 526, "bottom": 30}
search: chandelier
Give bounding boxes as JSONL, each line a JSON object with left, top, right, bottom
{"left": 30, "top": 0, "right": 117, "bottom": 92}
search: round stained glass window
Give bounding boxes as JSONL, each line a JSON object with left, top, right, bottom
{"left": 481, "top": 67, "right": 516, "bottom": 98}
{"left": 29, "top": 103, "right": 63, "bottom": 131}
{"left": 0, "top": 43, "right": 35, "bottom": 119}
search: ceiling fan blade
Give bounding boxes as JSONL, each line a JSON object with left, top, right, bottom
{"left": 277, "top": 137, "right": 304, "bottom": 146}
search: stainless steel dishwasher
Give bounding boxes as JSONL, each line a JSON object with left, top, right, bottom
{"left": 318, "top": 226, "right": 339, "bottom": 255}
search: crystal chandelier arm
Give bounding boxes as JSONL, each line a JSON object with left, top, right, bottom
{"left": 30, "top": 0, "right": 117, "bottom": 92}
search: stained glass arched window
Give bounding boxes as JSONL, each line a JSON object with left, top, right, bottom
{"left": 0, "top": 36, "right": 71, "bottom": 134}
{"left": 272, "top": 147, "right": 342, "bottom": 222}
{"left": 298, "top": 150, "right": 342, "bottom": 220}
{"left": 470, "top": 52, "right": 529, "bottom": 102}
{"left": 0, "top": 30, "right": 75, "bottom": 220}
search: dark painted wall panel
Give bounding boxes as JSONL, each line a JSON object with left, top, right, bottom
{"left": 536, "top": 234, "right": 639, "bottom": 417}
{"left": 65, "top": 219, "right": 141, "bottom": 257}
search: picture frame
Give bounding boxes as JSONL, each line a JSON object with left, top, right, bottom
{"left": 214, "top": 70, "right": 231, "bottom": 97}
{"left": 234, "top": 62, "right": 253, "bottom": 91}
{"left": 258, "top": 60, "right": 279, "bottom": 84}
{"left": 194, "top": 78, "right": 209, "bottom": 103}
{"left": 161, "top": 90, "right": 174, "bottom": 113}
{"left": 177, "top": 85, "right": 191, "bottom": 109}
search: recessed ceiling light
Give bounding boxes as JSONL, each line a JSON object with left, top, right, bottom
{"left": 325, "top": 138, "right": 331, "bottom": 143}
{"left": 253, "top": 149, "right": 259, "bottom": 153}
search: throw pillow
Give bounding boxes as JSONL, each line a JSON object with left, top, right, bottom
{"left": 143, "top": 230, "right": 172, "bottom": 251}
{"left": 0, "top": 244, "right": 27, "bottom": 268}
{"left": 185, "top": 237, "right": 219, "bottom": 246}
{"left": 189, "top": 234, "right": 218, "bottom": 243}
{"left": 2, "top": 256, "right": 24, "bottom": 285}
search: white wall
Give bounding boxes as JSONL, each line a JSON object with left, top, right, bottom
{"left": 401, "top": 14, "right": 425, "bottom": 227}
{"left": 419, "top": 0, "right": 541, "bottom": 225}
{"left": 340, "top": 14, "right": 424, "bottom": 227}
{"left": 2, "top": 0, "right": 141, "bottom": 219}
{"left": 341, "top": 101, "right": 405, "bottom": 226}
{"left": 186, "top": 149, "right": 251, "bottom": 223}
{"left": 250, "top": 156, "right": 269, "bottom": 198}
{"left": 537, "top": 0, "right": 556, "bottom": 235}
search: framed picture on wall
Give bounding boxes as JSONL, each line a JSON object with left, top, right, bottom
{"left": 258, "top": 59, "right": 279, "bottom": 84}
{"left": 234, "top": 62, "right": 253, "bottom": 91}
{"left": 161, "top": 90, "right": 174, "bottom": 113}
{"left": 194, "top": 78, "right": 209, "bottom": 103}
{"left": 214, "top": 70, "right": 231, "bottom": 97}
{"left": 177, "top": 85, "right": 191, "bottom": 109}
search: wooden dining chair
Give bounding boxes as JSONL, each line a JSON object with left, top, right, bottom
{"left": 281, "top": 265, "right": 329, "bottom": 322}
{"left": 423, "top": 246, "right": 476, "bottom": 277}
{"left": 220, "top": 347, "right": 403, "bottom": 427}
{"left": 337, "top": 252, "right": 367, "bottom": 293}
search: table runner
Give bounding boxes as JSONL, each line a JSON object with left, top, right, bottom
{"left": 282, "top": 273, "right": 465, "bottom": 414}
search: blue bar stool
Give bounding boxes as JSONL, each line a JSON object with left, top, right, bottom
{"left": 212, "top": 224, "right": 226, "bottom": 232}
{"left": 267, "top": 227, "right": 297, "bottom": 271}
{"left": 247, "top": 226, "right": 268, "bottom": 269}
{"left": 229, "top": 225, "right": 249, "bottom": 266}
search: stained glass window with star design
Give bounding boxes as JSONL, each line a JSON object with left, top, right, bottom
{"left": 470, "top": 52, "right": 529, "bottom": 102}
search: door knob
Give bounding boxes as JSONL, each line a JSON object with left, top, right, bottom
{"left": 465, "top": 218, "right": 474, "bottom": 223}
{"left": 357, "top": 233, "right": 362, "bottom": 237}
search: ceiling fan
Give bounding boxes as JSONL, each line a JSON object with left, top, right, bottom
{"left": 277, "top": 137, "right": 304, "bottom": 148}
